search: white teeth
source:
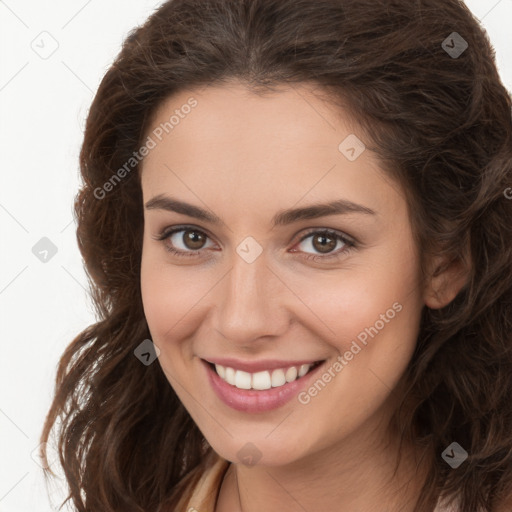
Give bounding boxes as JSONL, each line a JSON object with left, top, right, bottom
{"left": 235, "top": 370, "right": 252, "bottom": 389}
{"left": 215, "top": 364, "right": 226, "bottom": 379}
{"left": 212, "top": 362, "right": 318, "bottom": 390}
{"left": 271, "top": 369, "right": 286, "bottom": 387}
{"left": 225, "top": 367, "right": 236, "bottom": 385}
{"left": 285, "top": 366, "right": 298, "bottom": 382}
{"left": 252, "top": 371, "right": 272, "bottom": 390}
{"left": 298, "top": 364, "right": 311, "bottom": 377}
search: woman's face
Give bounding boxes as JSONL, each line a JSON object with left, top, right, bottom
{"left": 140, "top": 82, "right": 427, "bottom": 466}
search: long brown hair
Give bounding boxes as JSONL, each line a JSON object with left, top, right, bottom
{"left": 41, "top": 0, "right": 512, "bottom": 510}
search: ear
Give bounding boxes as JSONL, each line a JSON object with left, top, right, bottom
{"left": 423, "top": 254, "right": 469, "bottom": 309}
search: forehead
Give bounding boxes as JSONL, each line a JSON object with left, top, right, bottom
{"left": 143, "top": 81, "right": 352, "bottom": 158}
{"left": 144, "top": 83, "right": 360, "bottom": 167}
{"left": 140, "top": 82, "right": 404, "bottom": 221}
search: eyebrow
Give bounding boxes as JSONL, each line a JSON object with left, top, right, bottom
{"left": 144, "top": 194, "right": 376, "bottom": 227}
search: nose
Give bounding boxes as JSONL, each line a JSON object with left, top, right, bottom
{"left": 212, "top": 249, "right": 290, "bottom": 346}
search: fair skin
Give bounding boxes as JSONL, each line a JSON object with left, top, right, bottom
{"left": 139, "top": 81, "right": 465, "bottom": 511}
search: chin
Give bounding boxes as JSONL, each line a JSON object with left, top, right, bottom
{"left": 206, "top": 433, "right": 314, "bottom": 468}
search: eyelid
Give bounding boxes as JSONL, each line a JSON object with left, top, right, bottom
{"left": 154, "top": 224, "right": 217, "bottom": 244}
{"left": 153, "top": 224, "right": 357, "bottom": 260}
{"left": 294, "top": 226, "right": 357, "bottom": 246}
{"left": 153, "top": 224, "right": 218, "bottom": 254}
{"left": 290, "top": 227, "right": 356, "bottom": 261}
{"left": 154, "top": 224, "right": 357, "bottom": 244}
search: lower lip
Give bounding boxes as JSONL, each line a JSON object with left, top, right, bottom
{"left": 203, "top": 359, "right": 325, "bottom": 413}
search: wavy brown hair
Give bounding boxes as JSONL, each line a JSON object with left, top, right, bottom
{"left": 41, "top": 0, "right": 512, "bottom": 510}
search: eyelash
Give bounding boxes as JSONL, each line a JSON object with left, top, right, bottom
{"left": 153, "top": 225, "right": 356, "bottom": 262}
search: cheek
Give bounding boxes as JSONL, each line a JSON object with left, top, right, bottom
{"left": 288, "top": 239, "right": 423, "bottom": 374}
{"left": 140, "top": 252, "right": 216, "bottom": 352}
{"left": 140, "top": 262, "right": 193, "bottom": 382}
{"left": 140, "top": 257, "right": 175, "bottom": 336}
{"left": 291, "top": 266, "right": 420, "bottom": 348}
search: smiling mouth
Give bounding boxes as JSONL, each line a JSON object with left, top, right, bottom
{"left": 206, "top": 360, "right": 324, "bottom": 391}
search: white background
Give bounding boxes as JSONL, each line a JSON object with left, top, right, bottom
{"left": 0, "top": 1, "right": 511, "bottom": 510}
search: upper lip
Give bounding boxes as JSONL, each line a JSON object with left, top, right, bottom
{"left": 203, "top": 357, "right": 324, "bottom": 373}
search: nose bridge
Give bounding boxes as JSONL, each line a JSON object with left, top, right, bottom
{"left": 214, "top": 247, "right": 286, "bottom": 343}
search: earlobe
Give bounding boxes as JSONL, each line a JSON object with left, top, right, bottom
{"left": 423, "top": 255, "right": 469, "bottom": 309}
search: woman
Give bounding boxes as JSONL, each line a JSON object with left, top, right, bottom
{"left": 41, "top": 0, "right": 512, "bottom": 511}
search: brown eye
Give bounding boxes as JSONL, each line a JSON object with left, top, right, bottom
{"left": 180, "top": 229, "right": 207, "bottom": 250}
{"left": 311, "top": 233, "right": 337, "bottom": 253}
{"left": 292, "top": 229, "right": 356, "bottom": 261}
{"left": 159, "top": 227, "right": 215, "bottom": 257}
